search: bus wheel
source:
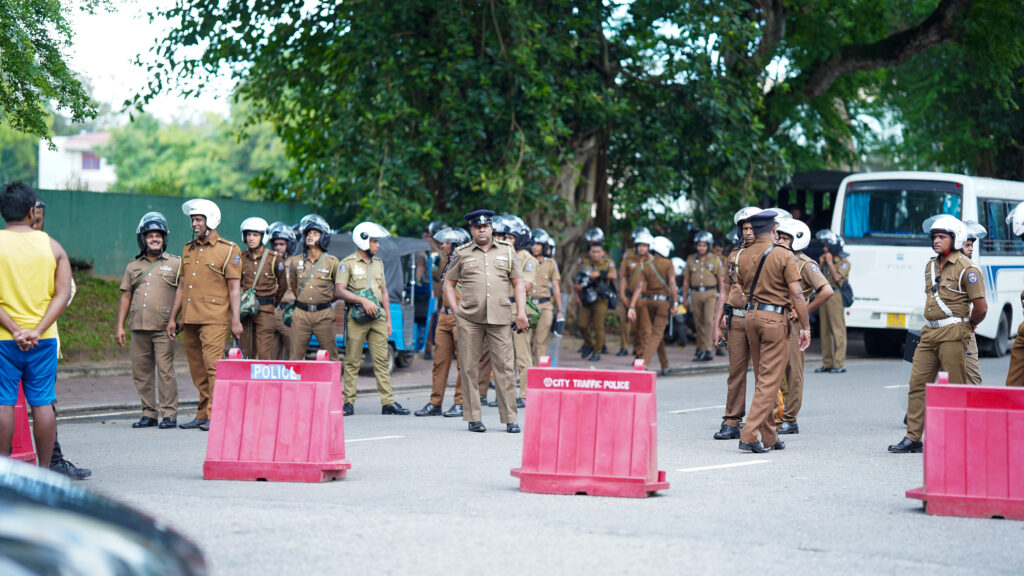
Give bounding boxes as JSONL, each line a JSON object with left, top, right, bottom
{"left": 981, "top": 311, "right": 1009, "bottom": 358}
{"left": 395, "top": 350, "right": 414, "bottom": 369}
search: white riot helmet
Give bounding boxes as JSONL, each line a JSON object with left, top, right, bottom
{"left": 182, "top": 198, "right": 221, "bottom": 230}
{"left": 353, "top": 221, "right": 391, "bottom": 251}
{"left": 651, "top": 236, "right": 674, "bottom": 258}
{"left": 240, "top": 217, "right": 270, "bottom": 245}
{"left": 634, "top": 229, "right": 655, "bottom": 246}
{"left": 927, "top": 214, "right": 966, "bottom": 251}
{"left": 776, "top": 218, "right": 811, "bottom": 252}
{"left": 1006, "top": 202, "right": 1024, "bottom": 238}
{"left": 767, "top": 206, "right": 792, "bottom": 224}
{"left": 671, "top": 257, "right": 686, "bottom": 277}
{"left": 733, "top": 206, "right": 761, "bottom": 225}
{"left": 964, "top": 220, "right": 987, "bottom": 240}
{"left": 693, "top": 231, "right": 714, "bottom": 245}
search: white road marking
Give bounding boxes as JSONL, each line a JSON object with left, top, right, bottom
{"left": 884, "top": 384, "right": 909, "bottom": 389}
{"left": 669, "top": 405, "right": 726, "bottom": 414}
{"left": 345, "top": 435, "right": 404, "bottom": 443}
{"left": 677, "top": 460, "right": 770, "bottom": 473}
{"left": 58, "top": 410, "right": 137, "bottom": 421}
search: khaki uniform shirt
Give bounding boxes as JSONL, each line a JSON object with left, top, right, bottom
{"left": 292, "top": 252, "right": 341, "bottom": 306}
{"left": 514, "top": 249, "right": 539, "bottom": 297}
{"left": 529, "top": 258, "right": 560, "bottom": 300}
{"left": 736, "top": 238, "right": 800, "bottom": 308}
{"left": 685, "top": 254, "right": 722, "bottom": 289}
{"left": 177, "top": 230, "right": 242, "bottom": 325}
{"left": 621, "top": 252, "right": 644, "bottom": 295}
{"left": 120, "top": 253, "right": 180, "bottom": 331}
{"left": 279, "top": 254, "right": 296, "bottom": 305}
{"left": 824, "top": 255, "right": 851, "bottom": 289}
{"left": 641, "top": 255, "right": 675, "bottom": 297}
{"left": 579, "top": 256, "right": 616, "bottom": 281}
{"left": 241, "top": 247, "right": 288, "bottom": 304}
{"left": 795, "top": 252, "right": 829, "bottom": 300}
{"left": 432, "top": 254, "right": 444, "bottom": 299}
{"left": 447, "top": 239, "right": 522, "bottom": 324}
{"left": 725, "top": 248, "right": 745, "bottom": 309}
{"left": 923, "top": 251, "right": 984, "bottom": 322}
{"left": 338, "top": 251, "right": 387, "bottom": 303}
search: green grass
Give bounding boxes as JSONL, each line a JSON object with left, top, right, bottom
{"left": 59, "top": 272, "right": 123, "bottom": 361}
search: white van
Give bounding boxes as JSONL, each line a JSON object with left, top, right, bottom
{"left": 829, "top": 171, "right": 1024, "bottom": 356}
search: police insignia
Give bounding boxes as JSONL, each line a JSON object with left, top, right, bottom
{"left": 339, "top": 263, "right": 347, "bottom": 274}
{"left": 526, "top": 262, "right": 535, "bottom": 272}
{"left": 277, "top": 262, "right": 285, "bottom": 271}
{"left": 233, "top": 254, "right": 241, "bottom": 265}
{"left": 841, "top": 262, "right": 848, "bottom": 270}
{"left": 968, "top": 272, "right": 979, "bottom": 284}
{"left": 810, "top": 264, "right": 820, "bottom": 273}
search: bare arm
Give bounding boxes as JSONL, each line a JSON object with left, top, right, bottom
{"left": 115, "top": 291, "right": 132, "bottom": 347}
{"left": 681, "top": 273, "right": 691, "bottom": 304}
{"left": 228, "top": 278, "right": 243, "bottom": 340}
{"left": 443, "top": 278, "right": 459, "bottom": 314}
{"left": 552, "top": 280, "right": 563, "bottom": 317}
{"left": 166, "top": 283, "right": 183, "bottom": 339}
{"left": 512, "top": 277, "right": 528, "bottom": 332}
{"left": 627, "top": 280, "right": 646, "bottom": 322}
{"left": 970, "top": 297, "right": 988, "bottom": 329}
{"left": 806, "top": 285, "right": 834, "bottom": 315}
{"left": 380, "top": 277, "right": 392, "bottom": 337}
{"left": 789, "top": 280, "right": 811, "bottom": 351}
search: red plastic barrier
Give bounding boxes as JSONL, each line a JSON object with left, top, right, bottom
{"left": 11, "top": 385, "right": 36, "bottom": 464}
{"left": 906, "top": 384, "right": 1024, "bottom": 520}
{"left": 510, "top": 359, "right": 669, "bottom": 498}
{"left": 203, "top": 348, "right": 350, "bottom": 482}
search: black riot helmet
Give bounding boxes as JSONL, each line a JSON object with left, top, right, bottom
{"left": 136, "top": 212, "right": 169, "bottom": 256}
{"left": 532, "top": 228, "right": 553, "bottom": 257}
{"left": 299, "top": 214, "right": 332, "bottom": 251}
{"left": 268, "top": 221, "right": 297, "bottom": 256}
{"left": 505, "top": 215, "right": 533, "bottom": 250}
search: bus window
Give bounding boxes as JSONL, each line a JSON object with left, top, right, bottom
{"left": 842, "top": 180, "right": 961, "bottom": 244}
{"left": 982, "top": 199, "right": 1024, "bottom": 254}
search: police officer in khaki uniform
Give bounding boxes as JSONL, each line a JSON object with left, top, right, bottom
{"left": 500, "top": 216, "right": 537, "bottom": 406}
{"left": 443, "top": 209, "right": 527, "bottom": 433}
{"left": 775, "top": 218, "right": 833, "bottom": 435}
{"left": 116, "top": 212, "right": 180, "bottom": 429}
{"left": 815, "top": 230, "right": 850, "bottom": 373}
{"left": 239, "top": 217, "right": 288, "bottom": 360}
{"left": 336, "top": 221, "right": 410, "bottom": 416}
{"left": 889, "top": 215, "right": 987, "bottom": 453}
{"left": 684, "top": 231, "right": 722, "bottom": 362}
{"left": 289, "top": 214, "right": 342, "bottom": 362}
{"left": 734, "top": 210, "right": 810, "bottom": 453}
{"left": 617, "top": 229, "right": 648, "bottom": 357}
{"left": 961, "top": 220, "right": 987, "bottom": 385}
{"left": 711, "top": 207, "right": 760, "bottom": 440}
{"left": 1006, "top": 202, "right": 1024, "bottom": 387}
{"left": 529, "top": 228, "right": 563, "bottom": 365}
{"left": 575, "top": 229, "right": 617, "bottom": 362}
{"left": 167, "top": 199, "right": 243, "bottom": 431}
{"left": 627, "top": 236, "right": 677, "bottom": 370}
{"left": 267, "top": 222, "right": 296, "bottom": 359}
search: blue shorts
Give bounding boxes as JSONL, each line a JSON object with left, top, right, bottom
{"left": 0, "top": 338, "right": 58, "bottom": 406}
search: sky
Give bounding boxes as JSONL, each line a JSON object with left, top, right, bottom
{"left": 68, "top": 1, "right": 235, "bottom": 122}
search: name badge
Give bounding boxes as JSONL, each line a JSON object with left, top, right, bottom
{"left": 353, "top": 264, "right": 366, "bottom": 275}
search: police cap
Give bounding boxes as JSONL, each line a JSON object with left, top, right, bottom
{"left": 464, "top": 209, "right": 495, "bottom": 227}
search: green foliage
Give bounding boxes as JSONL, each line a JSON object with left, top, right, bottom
{"left": 0, "top": 121, "right": 38, "bottom": 185}
{"left": 0, "top": 0, "right": 109, "bottom": 143}
{"left": 60, "top": 271, "right": 121, "bottom": 361}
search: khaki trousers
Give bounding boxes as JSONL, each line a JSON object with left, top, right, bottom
{"left": 640, "top": 300, "right": 670, "bottom": 368}
{"left": 241, "top": 305, "right": 277, "bottom": 360}
{"left": 578, "top": 298, "right": 609, "bottom": 351}
{"left": 131, "top": 330, "right": 178, "bottom": 419}
{"left": 183, "top": 323, "right": 229, "bottom": 420}
{"left": 1007, "top": 322, "right": 1024, "bottom": 387}
{"left": 456, "top": 318, "right": 517, "bottom": 423}
{"left": 290, "top": 307, "right": 338, "bottom": 361}
{"left": 780, "top": 318, "right": 804, "bottom": 424}
{"left": 740, "top": 310, "right": 789, "bottom": 446}
{"left": 906, "top": 323, "right": 971, "bottom": 442}
{"left": 723, "top": 314, "right": 749, "bottom": 428}
{"left": 819, "top": 293, "right": 846, "bottom": 369}
{"left": 531, "top": 301, "right": 555, "bottom": 364}
{"left": 343, "top": 314, "right": 393, "bottom": 406}
{"left": 273, "top": 307, "right": 291, "bottom": 360}
{"left": 965, "top": 333, "right": 981, "bottom": 385}
{"left": 430, "top": 314, "right": 466, "bottom": 406}
{"left": 617, "top": 302, "right": 632, "bottom": 349}
{"left": 691, "top": 289, "right": 717, "bottom": 351}
{"left": 513, "top": 327, "right": 532, "bottom": 398}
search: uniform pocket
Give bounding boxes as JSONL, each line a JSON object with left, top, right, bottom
{"left": 495, "top": 258, "right": 511, "bottom": 271}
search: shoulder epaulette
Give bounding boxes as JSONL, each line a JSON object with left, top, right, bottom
{"left": 454, "top": 242, "right": 474, "bottom": 253}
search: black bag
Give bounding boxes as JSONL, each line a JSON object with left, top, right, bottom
{"left": 839, "top": 280, "right": 854, "bottom": 308}
{"left": 904, "top": 329, "right": 921, "bottom": 363}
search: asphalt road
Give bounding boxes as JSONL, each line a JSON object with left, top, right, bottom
{"left": 56, "top": 353, "right": 1023, "bottom": 575}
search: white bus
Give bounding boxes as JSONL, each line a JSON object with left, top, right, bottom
{"left": 829, "top": 171, "right": 1024, "bottom": 357}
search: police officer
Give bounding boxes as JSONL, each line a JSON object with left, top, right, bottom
{"left": 1005, "top": 202, "right": 1024, "bottom": 387}
{"left": 815, "top": 230, "right": 850, "bottom": 373}
{"left": 115, "top": 212, "right": 180, "bottom": 429}
{"left": 712, "top": 207, "right": 760, "bottom": 440}
{"left": 775, "top": 218, "right": 833, "bottom": 435}
{"left": 684, "top": 231, "right": 722, "bottom": 362}
{"left": 167, "top": 199, "right": 243, "bottom": 431}
{"left": 504, "top": 216, "right": 537, "bottom": 406}
{"left": 529, "top": 228, "right": 563, "bottom": 365}
{"left": 443, "top": 209, "right": 527, "bottom": 433}
{"left": 889, "top": 215, "right": 987, "bottom": 453}
{"left": 575, "top": 228, "right": 617, "bottom": 361}
{"left": 239, "top": 217, "right": 288, "bottom": 360}
{"left": 422, "top": 220, "right": 447, "bottom": 360}
{"left": 289, "top": 214, "right": 342, "bottom": 363}
{"left": 734, "top": 210, "right": 810, "bottom": 452}
{"left": 616, "top": 228, "right": 647, "bottom": 357}
{"left": 961, "top": 220, "right": 986, "bottom": 385}
{"left": 627, "top": 236, "right": 677, "bottom": 370}
{"left": 267, "top": 222, "right": 296, "bottom": 359}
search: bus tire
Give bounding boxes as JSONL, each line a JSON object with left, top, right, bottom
{"left": 395, "top": 350, "right": 414, "bottom": 369}
{"left": 981, "top": 310, "right": 1010, "bottom": 358}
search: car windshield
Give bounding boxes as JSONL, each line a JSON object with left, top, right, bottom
{"left": 842, "top": 180, "right": 962, "bottom": 244}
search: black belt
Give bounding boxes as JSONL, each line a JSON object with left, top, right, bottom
{"left": 692, "top": 286, "right": 716, "bottom": 292}
{"left": 531, "top": 298, "right": 550, "bottom": 304}
{"left": 296, "top": 302, "right": 333, "bottom": 312}
{"left": 745, "top": 302, "right": 785, "bottom": 314}
{"left": 643, "top": 294, "right": 669, "bottom": 301}
{"left": 256, "top": 296, "right": 275, "bottom": 305}
{"left": 278, "top": 302, "right": 292, "bottom": 310}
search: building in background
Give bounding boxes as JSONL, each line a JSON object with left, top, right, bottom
{"left": 38, "top": 131, "right": 117, "bottom": 192}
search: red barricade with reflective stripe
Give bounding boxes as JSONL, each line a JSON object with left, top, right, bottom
{"left": 511, "top": 359, "right": 669, "bottom": 498}
{"left": 203, "top": 350, "right": 350, "bottom": 482}
{"left": 11, "top": 384, "right": 36, "bottom": 463}
{"left": 906, "top": 383, "right": 1024, "bottom": 520}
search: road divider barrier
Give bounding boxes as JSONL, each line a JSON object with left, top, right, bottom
{"left": 203, "top": 349, "right": 351, "bottom": 482}
{"left": 907, "top": 375, "right": 1024, "bottom": 520}
{"left": 511, "top": 358, "right": 669, "bottom": 498}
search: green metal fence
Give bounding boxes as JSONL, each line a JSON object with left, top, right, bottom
{"left": 2, "top": 189, "right": 311, "bottom": 277}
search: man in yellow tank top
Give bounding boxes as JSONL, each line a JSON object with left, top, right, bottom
{"left": 0, "top": 182, "right": 73, "bottom": 467}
